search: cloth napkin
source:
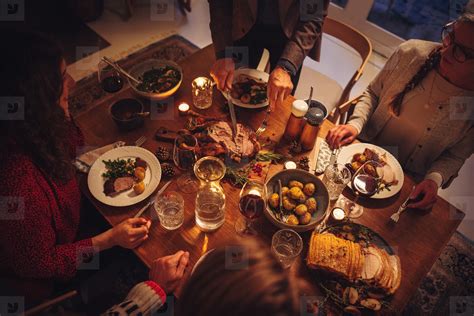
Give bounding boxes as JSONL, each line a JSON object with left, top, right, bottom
{"left": 74, "top": 141, "right": 126, "bottom": 173}
{"left": 314, "top": 138, "right": 333, "bottom": 174}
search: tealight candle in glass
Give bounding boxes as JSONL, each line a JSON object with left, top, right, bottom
{"left": 192, "top": 77, "right": 213, "bottom": 109}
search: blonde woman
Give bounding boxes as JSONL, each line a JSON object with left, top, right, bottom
{"left": 327, "top": 13, "right": 474, "bottom": 210}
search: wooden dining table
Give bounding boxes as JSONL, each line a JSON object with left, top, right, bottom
{"left": 75, "top": 44, "right": 465, "bottom": 312}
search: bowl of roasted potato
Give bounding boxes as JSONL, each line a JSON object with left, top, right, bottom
{"left": 265, "top": 169, "right": 329, "bottom": 232}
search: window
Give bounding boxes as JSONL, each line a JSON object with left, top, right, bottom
{"left": 328, "top": 0, "right": 470, "bottom": 56}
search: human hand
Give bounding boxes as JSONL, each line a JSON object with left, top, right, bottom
{"left": 326, "top": 124, "right": 359, "bottom": 149}
{"left": 406, "top": 179, "right": 438, "bottom": 210}
{"left": 210, "top": 58, "right": 235, "bottom": 91}
{"left": 267, "top": 66, "right": 293, "bottom": 111}
{"left": 109, "top": 218, "right": 151, "bottom": 249}
{"left": 149, "top": 251, "right": 190, "bottom": 293}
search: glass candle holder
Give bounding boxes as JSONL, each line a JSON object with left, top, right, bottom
{"left": 192, "top": 77, "right": 213, "bottom": 109}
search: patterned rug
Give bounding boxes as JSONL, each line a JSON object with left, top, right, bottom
{"left": 404, "top": 231, "right": 474, "bottom": 315}
{"left": 68, "top": 34, "right": 199, "bottom": 118}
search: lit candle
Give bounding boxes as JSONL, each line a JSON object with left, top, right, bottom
{"left": 284, "top": 161, "right": 297, "bottom": 170}
{"left": 178, "top": 102, "right": 190, "bottom": 115}
{"left": 332, "top": 207, "right": 346, "bottom": 221}
{"left": 192, "top": 77, "right": 213, "bottom": 110}
{"left": 195, "top": 77, "right": 206, "bottom": 88}
{"left": 248, "top": 189, "right": 262, "bottom": 197}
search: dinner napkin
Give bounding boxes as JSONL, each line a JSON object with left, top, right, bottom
{"left": 74, "top": 141, "right": 126, "bottom": 173}
{"left": 314, "top": 139, "right": 332, "bottom": 174}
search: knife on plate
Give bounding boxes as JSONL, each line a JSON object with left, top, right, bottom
{"left": 134, "top": 180, "right": 172, "bottom": 218}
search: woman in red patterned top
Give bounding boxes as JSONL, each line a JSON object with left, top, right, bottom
{"left": 0, "top": 31, "right": 151, "bottom": 305}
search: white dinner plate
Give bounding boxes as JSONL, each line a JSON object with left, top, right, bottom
{"left": 222, "top": 68, "right": 269, "bottom": 109}
{"left": 336, "top": 143, "right": 404, "bottom": 199}
{"left": 87, "top": 146, "right": 161, "bottom": 207}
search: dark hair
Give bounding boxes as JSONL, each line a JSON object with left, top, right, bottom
{"left": 388, "top": 48, "right": 442, "bottom": 116}
{"left": 179, "top": 239, "right": 300, "bottom": 316}
{"left": 0, "top": 30, "right": 74, "bottom": 181}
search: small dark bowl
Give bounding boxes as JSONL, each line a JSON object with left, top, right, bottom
{"left": 110, "top": 98, "right": 145, "bottom": 131}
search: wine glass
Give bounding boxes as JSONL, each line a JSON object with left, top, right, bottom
{"left": 98, "top": 60, "right": 124, "bottom": 93}
{"left": 235, "top": 181, "right": 266, "bottom": 236}
{"left": 173, "top": 134, "right": 199, "bottom": 193}
{"left": 347, "top": 160, "right": 384, "bottom": 218}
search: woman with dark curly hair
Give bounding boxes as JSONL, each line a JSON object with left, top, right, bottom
{"left": 0, "top": 31, "right": 151, "bottom": 305}
{"left": 327, "top": 12, "right": 474, "bottom": 211}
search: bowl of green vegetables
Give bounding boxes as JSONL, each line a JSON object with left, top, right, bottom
{"left": 128, "top": 59, "right": 183, "bottom": 101}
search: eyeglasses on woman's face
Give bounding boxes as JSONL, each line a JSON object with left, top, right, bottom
{"left": 441, "top": 21, "right": 474, "bottom": 63}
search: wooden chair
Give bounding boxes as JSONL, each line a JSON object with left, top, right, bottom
{"left": 319, "top": 17, "right": 372, "bottom": 123}
{"left": 324, "top": 17, "right": 372, "bottom": 104}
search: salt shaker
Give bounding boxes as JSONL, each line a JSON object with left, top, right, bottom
{"left": 283, "top": 100, "right": 309, "bottom": 141}
{"left": 299, "top": 106, "right": 325, "bottom": 151}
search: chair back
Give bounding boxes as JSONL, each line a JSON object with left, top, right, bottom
{"left": 322, "top": 17, "right": 372, "bottom": 121}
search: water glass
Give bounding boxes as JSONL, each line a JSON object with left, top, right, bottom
{"left": 192, "top": 77, "right": 213, "bottom": 109}
{"left": 323, "top": 163, "right": 351, "bottom": 201}
{"left": 154, "top": 191, "right": 184, "bottom": 230}
{"left": 271, "top": 229, "right": 303, "bottom": 269}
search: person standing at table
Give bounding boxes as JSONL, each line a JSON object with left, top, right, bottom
{"left": 209, "top": 0, "right": 330, "bottom": 110}
{"left": 326, "top": 12, "right": 474, "bottom": 210}
{"left": 0, "top": 31, "right": 151, "bottom": 306}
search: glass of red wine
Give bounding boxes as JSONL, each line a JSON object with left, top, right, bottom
{"left": 235, "top": 181, "right": 267, "bottom": 236}
{"left": 347, "top": 160, "right": 384, "bottom": 219}
{"left": 98, "top": 60, "right": 124, "bottom": 93}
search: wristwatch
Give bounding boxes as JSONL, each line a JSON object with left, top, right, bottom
{"left": 276, "top": 59, "right": 297, "bottom": 77}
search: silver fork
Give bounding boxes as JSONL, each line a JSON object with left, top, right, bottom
{"left": 256, "top": 109, "right": 271, "bottom": 136}
{"left": 391, "top": 186, "right": 416, "bottom": 223}
{"left": 134, "top": 136, "right": 147, "bottom": 147}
